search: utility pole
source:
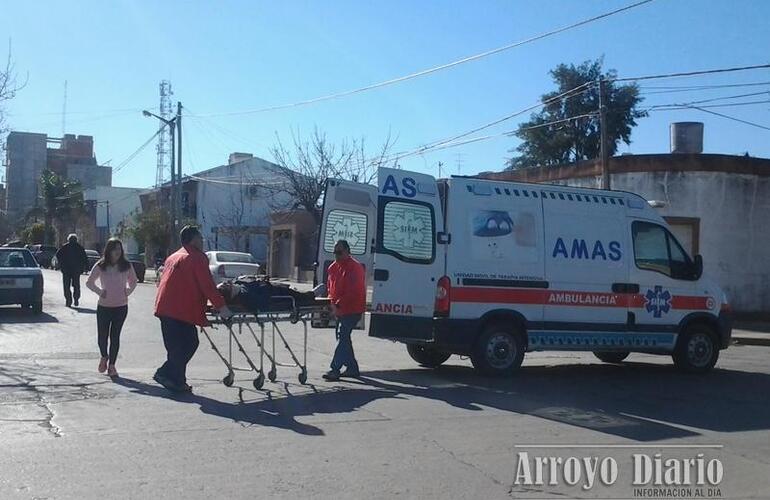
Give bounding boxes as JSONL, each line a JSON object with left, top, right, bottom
{"left": 176, "top": 101, "right": 183, "bottom": 239}
{"left": 106, "top": 201, "right": 110, "bottom": 236}
{"left": 169, "top": 119, "right": 177, "bottom": 247}
{"left": 599, "top": 78, "right": 610, "bottom": 190}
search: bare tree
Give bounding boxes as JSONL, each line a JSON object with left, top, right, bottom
{"left": 214, "top": 177, "right": 251, "bottom": 252}
{"left": 0, "top": 40, "right": 27, "bottom": 140}
{"left": 260, "top": 127, "right": 396, "bottom": 224}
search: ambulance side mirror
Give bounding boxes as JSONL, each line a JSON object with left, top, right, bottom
{"left": 693, "top": 254, "right": 703, "bottom": 280}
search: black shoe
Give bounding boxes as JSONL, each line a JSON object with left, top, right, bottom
{"left": 322, "top": 370, "right": 341, "bottom": 381}
{"left": 65, "top": 302, "right": 72, "bottom": 308}
{"left": 340, "top": 369, "right": 360, "bottom": 378}
{"left": 73, "top": 299, "right": 79, "bottom": 307}
{"left": 153, "top": 371, "right": 185, "bottom": 392}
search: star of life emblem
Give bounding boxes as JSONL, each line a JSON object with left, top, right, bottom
{"left": 645, "top": 286, "right": 672, "bottom": 318}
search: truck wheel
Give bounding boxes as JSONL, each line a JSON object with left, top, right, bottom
{"left": 593, "top": 351, "right": 629, "bottom": 364}
{"left": 673, "top": 325, "right": 719, "bottom": 373}
{"left": 32, "top": 301, "right": 43, "bottom": 315}
{"left": 471, "top": 323, "right": 525, "bottom": 376}
{"left": 406, "top": 344, "right": 451, "bottom": 368}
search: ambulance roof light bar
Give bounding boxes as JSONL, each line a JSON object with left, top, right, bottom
{"left": 647, "top": 200, "right": 667, "bottom": 209}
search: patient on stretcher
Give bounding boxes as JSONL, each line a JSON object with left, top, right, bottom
{"left": 216, "top": 276, "right": 319, "bottom": 313}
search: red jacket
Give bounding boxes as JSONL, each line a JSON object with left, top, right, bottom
{"left": 155, "top": 245, "right": 225, "bottom": 326}
{"left": 327, "top": 256, "right": 366, "bottom": 316}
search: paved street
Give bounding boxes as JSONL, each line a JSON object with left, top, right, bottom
{"left": 0, "top": 269, "right": 768, "bottom": 499}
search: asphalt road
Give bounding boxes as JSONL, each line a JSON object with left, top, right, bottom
{"left": 0, "top": 269, "right": 768, "bottom": 499}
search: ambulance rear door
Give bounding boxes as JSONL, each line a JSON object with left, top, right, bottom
{"left": 369, "top": 167, "right": 445, "bottom": 341}
{"left": 313, "top": 178, "right": 377, "bottom": 329}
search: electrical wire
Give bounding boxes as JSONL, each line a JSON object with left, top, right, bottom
{"left": 613, "top": 63, "right": 770, "bottom": 83}
{"left": 647, "top": 90, "right": 770, "bottom": 108}
{"left": 677, "top": 105, "right": 770, "bottom": 132}
{"left": 648, "top": 99, "right": 770, "bottom": 111}
{"left": 194, "top": 0, "right": 655, "bottom": 117}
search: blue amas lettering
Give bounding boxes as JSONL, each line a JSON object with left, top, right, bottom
{"left": 552, "top": 237, "right": 622, "bottom": 261}
{"left": 381, "top": 175, "right": 417, "bottom": 198}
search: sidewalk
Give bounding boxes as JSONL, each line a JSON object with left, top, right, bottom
{"left": 732, "top": 321, "right": 770, "bottom": 347}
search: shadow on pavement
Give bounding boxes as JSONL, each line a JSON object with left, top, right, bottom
{"left": 360, "top": 362, "right": 770, "bottom": 441}
{"left": 114, "top": 361, "right": 770, "bottom": 440}
{"left": 115, "top": 377, "right": 402, "bottom": 436}
{"left": 0, "top": 307, "right": 58, "bottom": 324}
{"left": 72, "top": 307, "right": 97, "bottom": 314}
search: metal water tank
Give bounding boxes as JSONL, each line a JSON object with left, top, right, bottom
{"left": 670, "top": 122, "right": 704, "bottom": 153}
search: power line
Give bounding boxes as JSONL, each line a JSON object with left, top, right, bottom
{"left": 614, "top": 63, "right": 770, "bottom": 83}
{"left": 647, "top": 90, "right": 770, "bottom": 109}
{"left": 415, "top": 82, "right": 595, "bottom": 154}
{"left": 640, "top": 81, "right": 770, "bottom": 94}
{"left": 680, "top": 105, "right": 770, "bottom": 132}
{"left": 195, "top": 0, "right": 655, "bottom": 117}
{"left": 649, "top": 99, "right": 770, "bottom": 111}
{"left": 113, "top": 124, "right": 169, "bottom": 176}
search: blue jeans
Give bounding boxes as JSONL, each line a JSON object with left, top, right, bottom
{"left": 330, "top": 314, "right": 361, "bottom": 373}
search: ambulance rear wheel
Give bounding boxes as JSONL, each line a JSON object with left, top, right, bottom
{"left": 471, "top": 324, "right": 525, "bottom": 376}
{"left": 406, "top": 344, "right": 451, "bottom": 368}
{"left": 593, "top": 351, "right": 630, "bottom": 364}
{"left": 673, "top": 325, "right": 719, "bottom": 373}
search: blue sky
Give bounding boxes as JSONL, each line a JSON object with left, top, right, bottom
{"left": 2, "top": 0, "right": 769, "bottom": 189}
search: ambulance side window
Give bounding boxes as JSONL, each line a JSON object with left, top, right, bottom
{"left": 632, "top": 221, "right": 694, "bottom": 280}
{"left": 378, "top": 199, "right": 435, "bottom": 263}
{"left": 323, "top": 209, "right": 368, "bottom": 256}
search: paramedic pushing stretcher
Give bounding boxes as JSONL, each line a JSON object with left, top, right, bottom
{"left": 153, "top": 226, "right": 233, "bottom": 392}
{"left": 323, "top": 240, "right": 366, "bottom": 381}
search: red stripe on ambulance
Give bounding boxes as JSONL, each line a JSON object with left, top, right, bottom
{"left": 452, "top": 287, "right": 708, "bottom": 311}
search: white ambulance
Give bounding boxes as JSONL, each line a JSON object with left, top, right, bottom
{"left": 316, "top": 167, "right": 732, "bottom": 375}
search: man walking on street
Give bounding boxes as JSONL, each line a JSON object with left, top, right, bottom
{"left": 154, "top": 226, "right": 233, "bottom": 393}
{"left": 323, "top": 239, "right": 366, "bottom": 382}
{"left": 55, "top": 233, "right": 88, "bottom": 307}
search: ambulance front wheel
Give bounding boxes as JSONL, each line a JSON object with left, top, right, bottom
{"left": 593, "top": 351, "right": 630, "bottom": 364}
{"left": 673, "top": 325, "right": 719, "bottom": 373}
{"left": 406, "top": 344, "right": 451, "bottom": 368}
{"left": 471, "top": 324, "right": 525, "bottom": 376}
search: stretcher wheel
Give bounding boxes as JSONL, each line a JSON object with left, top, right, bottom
{"left": 268, "top": 367, "right": 277, "bottom": 382}
{"left": 223, "top": 372, "right": 234, "bottom": 387}
{"left": 253, "top": 373, "right": 265, "bottom": 390}
{"left": 298, "top": 369, "right": 307, "bottom": 385}
{"left": 290, "top": 313, "right": 299, "bottom": 324}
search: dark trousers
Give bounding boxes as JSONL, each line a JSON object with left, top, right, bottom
{"left": 330, "top": 314, "right": 361, "bottom": 372}
{"left": 62, "top": 271, "right": 81, "bottom": 305}
{"left": 97, "top": 305, "right": 128, "bottom": 364}
{"left": 157, "top": 316, "right": 199, "bottom": 385}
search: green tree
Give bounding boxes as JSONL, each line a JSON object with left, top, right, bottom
{"left": 38, "top": 170, "right": 84, "bottom": 244}
{"left": 508, "top": 58, "right": 646, "bottom": 170}
{"left": 21, "top": 222, "right": 47, "bottom": 245}
{"left": 127, "top": 207, "right": 171, "bottom": 258}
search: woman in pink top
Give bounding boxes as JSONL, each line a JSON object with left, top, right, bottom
{"left": 86, "top": 238, "right": 138, "bottom": 377}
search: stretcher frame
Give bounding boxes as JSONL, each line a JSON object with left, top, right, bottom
{"left": 200, "top": 296, "right": 329, "bottom": 389}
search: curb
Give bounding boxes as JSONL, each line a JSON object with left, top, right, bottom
{"left": 732, "top": 336, "right": 770, "bottom": 347}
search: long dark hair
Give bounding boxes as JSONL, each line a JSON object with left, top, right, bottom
{"left": 97, "top": 238, "right": 131, "bottom": 272}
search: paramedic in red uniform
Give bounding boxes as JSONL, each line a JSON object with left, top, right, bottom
{"left": 153, "top": 226, "right": 232, "bottom": 392}
{"left": 323, "top": 240, "right": 366, "bottom": 381}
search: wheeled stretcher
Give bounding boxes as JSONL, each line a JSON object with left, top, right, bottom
{"left": 200, "top": 296, "right": 330, "bottom": 389}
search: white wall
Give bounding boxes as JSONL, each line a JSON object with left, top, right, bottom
{"left": 85, "top": 186, "right": 144, "bottom": 254}
{"left": 194, "top": 158, "right": 289, "bottom": 263}
{"left": 551, "top": 171, "right": 770, "bottom": 313}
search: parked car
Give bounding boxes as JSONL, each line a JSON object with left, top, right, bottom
{"left": 0, "top": 248, "right": 44, "bottom": 314}
{"left": 28, "top": 244, "right": 58, "bottom": 268}
{"left": 85, "top": 250, "right": 100, "bottom": 271}
{"left": 206, "top": 251, "right": 261, "bottom": 284}
{"left": 126, "top": 254, "right": 146, "bottom": 283}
